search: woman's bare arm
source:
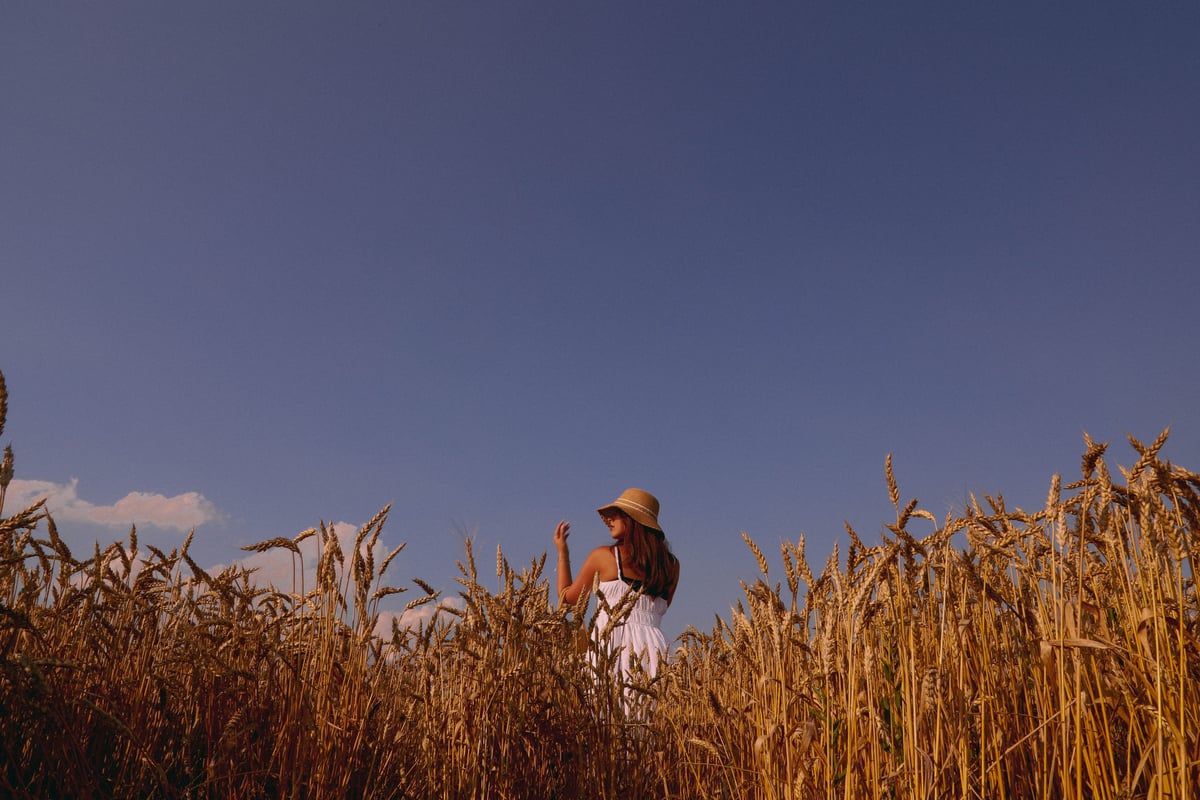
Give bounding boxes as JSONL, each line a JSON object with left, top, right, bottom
{"left": 557, "top": 545, "right": 613, "bottom": 607}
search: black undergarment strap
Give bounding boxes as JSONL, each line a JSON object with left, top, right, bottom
{"left": 614, "top": 546, "right": 649, "bottom": 594}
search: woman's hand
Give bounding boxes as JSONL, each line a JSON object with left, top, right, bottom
{"left": 553, "top": 520, "right": 571, "bottom": 554}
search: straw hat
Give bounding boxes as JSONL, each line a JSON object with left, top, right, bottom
{"left": 597, "top": 488, "right": 663, "bottom": 533}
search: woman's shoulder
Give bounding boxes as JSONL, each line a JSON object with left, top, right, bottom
{"left": 583, "top": 544, "right": 619, "bottom": 582}
{"left": 578, "top": 544, "right": 617, "bottom": 571}
{"left": 587, "top": 544, "right": 617, "bottom": 562}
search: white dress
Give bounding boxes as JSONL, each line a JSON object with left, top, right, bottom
{"left": 593, "top": 546, "right": 669, "bottom": 679}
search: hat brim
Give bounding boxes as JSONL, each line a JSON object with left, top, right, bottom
{"left": 597, "top": 500, "right": 662, "bottom": 533}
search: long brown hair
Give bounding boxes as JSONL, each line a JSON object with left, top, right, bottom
{"left": 624, "top": 520, "right": 678, "bottom": 600}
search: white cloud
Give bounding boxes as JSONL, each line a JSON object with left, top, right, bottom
{"left": 374, "top": 596, "right": 465, "bottom": 639}
{"left": 231, "top": 532, "right": 325, "bottom": 592}
{"left": 233, "top": 545, "right": 316, "bottom": 592}
{"left": 224, "top": 523, "right": 462, "bottom": 647}
{"left": 228, "top": 521, "right": 398, "bottom": 594}
{"left": 5, "top": 478, "right": 221, "bottom": 531}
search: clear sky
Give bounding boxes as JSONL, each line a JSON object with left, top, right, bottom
{"left": 3, "top": 2, "right": 1198, "bottom": 642}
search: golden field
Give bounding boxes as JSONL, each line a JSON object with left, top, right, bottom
{"left": 1, "top": 370, "right": 1197, "bottom": 799}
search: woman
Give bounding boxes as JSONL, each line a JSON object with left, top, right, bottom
{"left": 553, "top": 488, "right": 680, "bottom": 679}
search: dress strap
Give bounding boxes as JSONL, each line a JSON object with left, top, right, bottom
{"left": 614, "top": 547, "right": 651, "bottom": 594}
{"left": 613, "top": 546, "right": 627, "bottom": 581}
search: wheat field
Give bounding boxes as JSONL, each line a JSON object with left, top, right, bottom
{"left": 2, "top": 369, "right": 1197, "bottom": 799}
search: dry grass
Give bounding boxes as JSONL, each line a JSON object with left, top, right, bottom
{"left": 2, "top": 368, "right": 1197, "bottom": 798}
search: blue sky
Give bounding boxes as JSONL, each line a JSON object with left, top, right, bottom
{"left": 3, "top": 2, "right": 1198, "bottom": 641}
